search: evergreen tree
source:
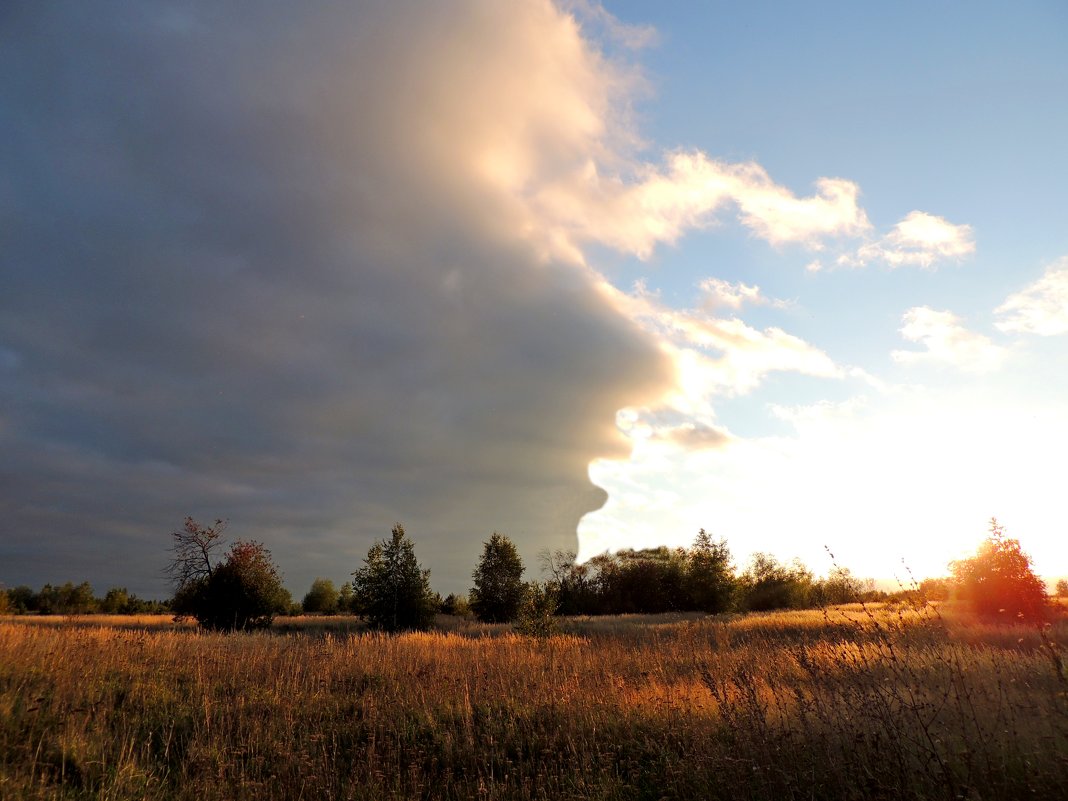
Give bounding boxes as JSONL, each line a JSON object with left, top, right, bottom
{"left": 351, "top": 524, "right": 437, "bottom": 632}
{"left": 470, "top": 533, "right": 526, "bottom": 623}
{"left": 685, "top": 529, "right": 735, "bottom": 613}
{"left": 950, "top": 518, "right": 1048, "bottom": 621}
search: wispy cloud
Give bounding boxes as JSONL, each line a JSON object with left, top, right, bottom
{"left": 892, "top": 307, "right": 1006, "bottom": 372}
{"left": 995, "top": 257, "right": 1068, "bottom": 336}
{"left": 699, "top": 278, "right": 790, "bottom": 311}
{"left": 532, "top": 152, "right": 872, "bottom": 262}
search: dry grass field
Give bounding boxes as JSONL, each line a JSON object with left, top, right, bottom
{"left": 1, "top": 604, "right": 1066, "bottom": 800}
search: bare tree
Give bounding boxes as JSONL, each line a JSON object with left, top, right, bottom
{"left": 165, "top": 516, "right": 226, "bottom": 592}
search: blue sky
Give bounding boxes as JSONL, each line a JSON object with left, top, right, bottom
{"left": 577, "top": 0, "right": 1068, "bottom": 580}
{"left": 2, "top": 1, "right": 1066, "bottom": 597}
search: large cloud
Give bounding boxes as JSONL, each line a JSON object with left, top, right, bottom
{"left": 0, "top": 0, "right": 673, "bottom": 596}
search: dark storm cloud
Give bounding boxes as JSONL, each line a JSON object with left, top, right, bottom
{"left": 0, "top": 1, "right": 671, "bottom": 596}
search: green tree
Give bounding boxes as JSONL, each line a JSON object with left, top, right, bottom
{"left": 470, "top": 533, "right": 526, "bottom": 623}
{"left": 685, "top": 529, "right": 735, "bottom": 613}
{"left": 100, "top": 587, "right": 131, "bottom": 614}
{"left": 738, "top": 553, "right": 813, "bottom": 612}
{"left": 950, "top": 518, "right": 1048, "bottom": 621}
{"left": 337, "top": 582, "right": 356, "bottom": 613}
{"left": 6, "top": 586, "right": 35, "bottom": 614}
{"left": 302, "top": 578, "right": 339, "bottom": 614}
{"left": 351, "top": 524, "right": 436, "bottom": 632}
{"left": 440, "top": 593, "right": 472, "bottom": 617}
{"left": 514, "top": 581, "right": 559, "bottom": 638}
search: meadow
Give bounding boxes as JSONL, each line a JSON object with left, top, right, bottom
{"left": 1, "top": 604, "right": 1066, "bottom": 800}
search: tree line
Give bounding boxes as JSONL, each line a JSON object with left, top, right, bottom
{"left": 0, "top": 582, "right": 167, "bottom": 616}
{"left": 3, "top": 517, "right": 1058, "bottom": 631}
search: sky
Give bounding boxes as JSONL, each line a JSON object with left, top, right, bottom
{"left": 2, "top": 1, "right": 1067, "bottom": 599}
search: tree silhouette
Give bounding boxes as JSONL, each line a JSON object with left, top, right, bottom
{"left": 166, "top": 517, "right": 226, "bottom": 591}
{"left": 738, "top": 553, "right": 812, "bottom": 612}
{"left": 685, "top": 529, "right": 735, "bottom": 613}
{"left": 950, "top": 518, "right": 1048, "bottom": 622}
{"left": 351, "top": 524, "right": 436, "bottom": 632}
{"left": 167, "top": 518, "right": 289, "bottom": 631}
{"left": 470, "top": 533, "right": 526, "bottom": 623}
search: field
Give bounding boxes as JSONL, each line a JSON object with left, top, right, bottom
{"left": 2, "top": 605, "right": 1066, "bottom": 800}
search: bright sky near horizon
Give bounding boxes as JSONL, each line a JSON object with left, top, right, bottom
{"left": 2, "top": 1, "right": 1066, "bottom": 597}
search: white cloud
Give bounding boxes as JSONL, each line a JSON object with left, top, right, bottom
{"left": 995, "top": 257, "right": 1068, "bottom": 336}
{"left": 537, "top": 153, "right": 871, "bottom": 262}
{"left": 892, "top": 307, "right": 1006, "bottom": 372}
{"left": 848, "top": 211, "right": 975, "bottom": 268}
{"left": 699, "top": 277, "right": 790, "bottom": 311}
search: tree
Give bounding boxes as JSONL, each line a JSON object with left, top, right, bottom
{"left": 5, "top": 586, "right": 35, "bottom": 614}
{"left": 167, "top": 517, "right": 289, "bottom": 631}
{"left": 738, "top": 553, "right": 813, "bottom": 612}
{"left": 686, "top": 529, "right": 735, "bottom": 613}
{"left": 470, "top": 533, "right": 526, "bottom": 623}
{"left": 813, "top": 566, "right": 867, "bottom": 606}
{"left": 918, "top": 577, "right": 952, "bottom": 603}
{"left": 1056, "top": 579, "right": 1068, "bottom": 598}
{"left": 540, "top": 549, "right": 599, "bottom": 616}
{"left": 351, "top": 524, "right": 437, "bottom": 632}
{"left": 950, "top": 518, "right": 1048, "bottom": 621}
{"left": 100, "top": 587, "right": 131, "bottom": 614}
{"left": 440, "top": 593, "right": 472, "bottom": 617}
{"left": 514, "top": 581, "right": 559, "bottom": 638}
{"left": 337, "top": 582, "right": 356, "bottom": 613}
{"left": 302, "top": 578, "right": 339, "bottom": 614}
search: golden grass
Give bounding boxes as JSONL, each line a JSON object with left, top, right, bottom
{"left": 1, "top": 605, "right": 1065, "bottom": 800}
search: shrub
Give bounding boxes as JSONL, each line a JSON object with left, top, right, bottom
{"left": 513, "top": 581, "right": 559, "bottom": 638}
{"left": 167, "top": 518, "right": 290, "bottom": 631}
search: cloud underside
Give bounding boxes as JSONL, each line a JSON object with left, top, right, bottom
{"left": 0, "top": 0, "right": 981, "bottom": 593}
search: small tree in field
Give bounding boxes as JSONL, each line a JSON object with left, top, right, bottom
{"left": 302, "top": 578, "right": 339, "bottom": 614}
{"left": 351, "top": 524, "right": 437, "bottom": 632}
{"left": 1056, "top": 579, "right": 1068, "bottom": 598}
{"left": 470, "top": 533, "right": 526, "bottom": 623}
{"left": 950, "top": 518, "right": 1048, "bottom": 622}
{"left": 167, "top": 518, "right": 289, "bottom": 631}
{"left": 514, "top": 581, "right": 559, "bottom": 638}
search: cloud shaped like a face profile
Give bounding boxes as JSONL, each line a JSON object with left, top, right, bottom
{"left": 0, "top": 0, "right": 674, "bottom": 594}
